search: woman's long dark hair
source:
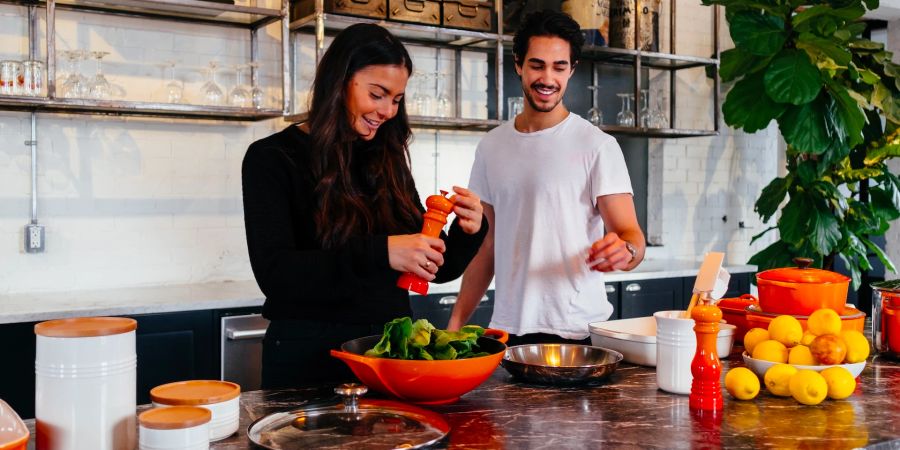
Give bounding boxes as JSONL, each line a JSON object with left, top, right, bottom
{"left": 307, "top": 23, "right": 420, "bottom": 248}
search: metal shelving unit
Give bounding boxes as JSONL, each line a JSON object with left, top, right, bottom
{"left": 285, "top": 1, "right": 718, "bottom": 137}
{"left": 284, "top": 2, "right": 505, "bottom": 131}
{"left": 0, "top": 0, "right": 291, "bottom": 120}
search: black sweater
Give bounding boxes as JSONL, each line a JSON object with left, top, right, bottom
{"left": 242, "top": 125, "right": 488, "bottom": 325}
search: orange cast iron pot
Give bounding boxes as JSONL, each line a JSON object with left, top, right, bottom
{"left": 331, "top": 328, "right": 508, "bottom": 405}
{"left": 756, "top": 258, "right": 850, "bottom": 316}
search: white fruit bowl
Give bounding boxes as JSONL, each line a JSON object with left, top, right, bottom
{"left": 741, "top": 351, "right": 866, "bottom": 378}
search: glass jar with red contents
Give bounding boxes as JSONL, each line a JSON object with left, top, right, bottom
{"left": 873, "top": 279, "right": 900, "bottom": 358}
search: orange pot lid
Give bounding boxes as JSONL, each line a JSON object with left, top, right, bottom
{"left": 151, "top": 380, "right": 241, "bottom": 405}
{"left": 757, "top": 258, "right": 849, "bottom": 284}
{"left": 34, "top": 317, "right": 137, "bottom": 338}
{"left": 139, "top": 406, "right": 211, "bottom": 430}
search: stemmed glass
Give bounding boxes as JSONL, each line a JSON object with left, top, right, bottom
{"left": 435, "top": 73, "right": 452, "bottom": 118}
{"left": 650, "top": 90, "right": 669, "bottom": 128}
{"left": 639, "top": 89, "right": 651, "bottom": 128}
{"left": 60, "top": 50, "right": 86, "bottom": 99}
{"left": 247, "top": 61, "right": 265, "bottom": 109}
{"left": 162, "top": 60, "right": 183, "bottom": 103}
{"left": 616, "top": 93, "right": 635, "bottom": 127}
{"left": 201, "top": 61, "right": 224, "bottom": 106}
{"left": 412, "top": 71, "right": 432, "bottom": 117}
{"left": 228, "top": 64, "right": 251, "bottom": 107}
{"left": 87, "top": 51, "right": 111, "bottom": 99}
{"left": 586, "top": 85, "right": 603, "bottom": 126}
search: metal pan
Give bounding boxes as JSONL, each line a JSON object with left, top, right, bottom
{"left": 501, "top": 344, "right": 623, "bottom": 385}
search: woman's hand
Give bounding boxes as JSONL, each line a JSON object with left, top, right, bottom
{"left": 388, "top": 234, "right": 446, "bottom": 280}
{"left": 450, "top": 186, "right": 483, "bottom": 235}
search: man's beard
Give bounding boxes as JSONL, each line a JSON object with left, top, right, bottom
{"left": 523, "top": 82, "right": 562, "bottom": 113}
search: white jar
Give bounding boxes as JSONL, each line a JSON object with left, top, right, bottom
{"left": 139, "top": 406, "right": 210, "bottom": 450}
{"left": 150, "top": 381, "right": 240, "bottom": 442}
{"left": 654, "top": 310, "right": 695, "bottom": 395}
{"left": 35, "top": 317, "right": 137, "bottom": 450}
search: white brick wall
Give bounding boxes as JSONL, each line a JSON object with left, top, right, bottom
{"left": 886, "top": 20, "right": 900, "bottom": 280}
{"left": 0, "top": 3, "right": 778, "bottom": 295}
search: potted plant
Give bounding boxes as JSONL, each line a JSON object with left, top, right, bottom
{"left": 702, "top": 0, "right": 900, "bottom": 289}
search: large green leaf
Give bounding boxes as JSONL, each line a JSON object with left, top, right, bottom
{"left": 872, "top": 83, "right": 900, "bottom": 123}
{"left": 849, "top": 39, "right": 885, "bottom": 51}
{"left": 755, "top": 177, "right": 790, "bottom": 222}
{"left": 811, "top": 203, "right": 842, "bottom": 255}
{"left": 724, "top": 72, "right": 788, "bottom": 132}
{"left": 730, "top": 11, "right": 788, "bottom": 56}
{"left": 748, "top": 240, "right": 797, "bottom": 274}
{"left": 870, "top": 185, "right": 900, "bottom": 221}
{"left": 778, "top": 96, "right": 833, "bottom": 154}
{"left": 779, "top": 194, "right": 812, "bottom": 246}
{"left": 826, "top": 80, "right": 866, "bottom": 148}
{"left": 764, "top": 50, "right": 822, "bottom": 105}
{"left": 865, "top": 141, "right": 900, "bottom": 165}
{"left": 793, "top": 4, "right": 865, "bottom": 28}
{"left": 862, "top": 236, "right": 897, "bottom": 273}
{"left": 720, "top": 47, "right": 772, "bottom": 83}
{"left": 797, "top": 33, "right": 852, "bottom": 66}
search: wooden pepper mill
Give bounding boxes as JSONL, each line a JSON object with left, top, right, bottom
{"left": 689, "top": 293, "right": 724, "bottom": 411}
{"left": 396, "top": 190, "right": 455, "bottom": 295}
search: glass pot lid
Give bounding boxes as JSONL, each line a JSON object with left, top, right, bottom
{"left": 872, "top": 279, "right": 900, "bottom": 293}
{"left": 756, "top": 257, "right": 850, "bottom": 284}
{"left": 247, "top": 384, "right": 449, "bottom": 450}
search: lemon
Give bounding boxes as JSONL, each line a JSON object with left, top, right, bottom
{"left": 768, "top": 315, "right": 803, "bottom": 347}
{"left": 724, "top": 367, "right": 760, "bottom": 400}
{"left": 840, "top": 330, "right": 870, "bottom": 364}
{"left": 764, "top": 363, "right": 798, "bottom": 396}
{"left": 789, "top": 369, "right": 828, "bottom": 405}
{"left": 743, "top": 328, "right": 770, "bottom": 355}
{"left": 801, "top": 330, "right": 817, "bottom": 346}
{"left": 788, "top": 345, "right": 817, "bottom": 366}
{"left": 808, "top": 308, "right": 842, "bottom": 336}
{"left": 821, "top": 366, "right": 856, "bottom": 400}
{"left": 752, "top": 339, "right": 788, "bottom": 363}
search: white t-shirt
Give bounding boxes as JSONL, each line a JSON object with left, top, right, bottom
{"left": 468, "top": 113, "right": 633, "bottom": 339}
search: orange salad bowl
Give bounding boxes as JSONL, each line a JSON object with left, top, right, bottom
{"left": 331, "top": 328, "right": 508, "bottom": 405}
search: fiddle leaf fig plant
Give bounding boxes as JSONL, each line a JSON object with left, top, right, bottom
{"left": 702, "top": 0, "right": 900, "bottom": 288}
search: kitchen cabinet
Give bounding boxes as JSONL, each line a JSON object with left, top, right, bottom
{"left": 410, "top": 291, "right": 495, "bottom": 329}
{"left": 0, "top": 307, "right": 258, "bottom": 419}
{"left": 0, "top": 0, "right": 289, "bottom": 121}
{"left": 617, "top": 277, "right": 682, "bottom": 319}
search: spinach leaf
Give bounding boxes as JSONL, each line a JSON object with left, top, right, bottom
{"left": 364, "top": 317, "right": 488, "bottom": 360}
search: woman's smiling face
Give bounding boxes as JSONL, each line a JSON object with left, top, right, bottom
{"left": 345, "top": 64, "right": 409, "bottom": 141}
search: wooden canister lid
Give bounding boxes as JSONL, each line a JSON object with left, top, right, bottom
{"left": 34, "top": 317, "right": 137, "bottom": 338}
{"left": 139, "top": 406, "right": 211, "bottom": 430}
{"left": 151, "top": 380, "right": 241, "bottom": 406}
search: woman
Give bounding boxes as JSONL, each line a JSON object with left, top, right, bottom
{"left": 242, "top": 23, "right": 487, "bottom": 388}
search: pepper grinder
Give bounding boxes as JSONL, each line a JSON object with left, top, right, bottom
{"left": 689, "top": 293, "right": 724, "bottom": 411}
{"left": 397, "top": 190, "right": 455, "bottom": 295}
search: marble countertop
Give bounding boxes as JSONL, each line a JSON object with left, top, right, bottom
{"left": 0, "top": 260, "right": 756, "bottom": 324}
{"left": 21, "top": 347, "right": 900, "bottom": 449}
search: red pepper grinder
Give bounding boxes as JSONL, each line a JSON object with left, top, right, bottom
{"left": 397, "top": 190, "right": 455, "bottom": 295}
{"left": 689, "top": 294, "right": 724, "bottom": 411}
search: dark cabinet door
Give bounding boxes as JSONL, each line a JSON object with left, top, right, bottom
{"left": 0, "top": 321, "right": 38, "bottom": 418}
{"left": 606, "top": 282, "right": 622, "bottom": 320}
{"left": 620, "top": 278, "right": 683, "bottom": 319}
{"left": 410, "top": 291, "right": 494, "bottom": 328}
{"left": 129, "top": 310, "right": 216, "bottom": 405}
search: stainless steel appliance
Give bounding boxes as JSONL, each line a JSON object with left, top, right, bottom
{"left": 221, "top": 314, "right": 270, "bottom": 392}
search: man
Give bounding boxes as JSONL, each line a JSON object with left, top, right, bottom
{"left": 447, "top": 10, "right": 646, "bottom": 346}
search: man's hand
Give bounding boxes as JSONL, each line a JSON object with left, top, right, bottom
{"left": 586, "top": 232, "right": 633, "bottom": 272}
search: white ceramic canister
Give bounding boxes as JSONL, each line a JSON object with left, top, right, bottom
{"left": 150, "top": 381, "right": 240, "bottom": 442}
{"left": 654, "top": 310, "right": 695, "bottom": 394}
{"left": 139, "top": 406, "right": 211, "bottom": 450}
{"left": 34, "top": 317, "right": 137, "bottom": 450}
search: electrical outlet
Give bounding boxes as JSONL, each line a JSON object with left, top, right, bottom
{"left": 25, "top": 224, "right": 44, "bottom": 253}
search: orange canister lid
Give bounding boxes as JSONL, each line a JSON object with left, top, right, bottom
{"left": 151, "top": 380, "right": 241, "bottom": 406}
{"left": 34, "top": 317, "right": 137, "bottom": 338}
{"left": 139, "top": 406, "right": 211, "bottom": 430}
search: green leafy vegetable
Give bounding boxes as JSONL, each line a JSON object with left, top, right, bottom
{"left": 364, "top": 317, "right": 488, "bottom": 360}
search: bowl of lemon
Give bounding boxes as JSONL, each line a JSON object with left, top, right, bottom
{"left": 723, "top": 307, "right": 869, "bottom": 406}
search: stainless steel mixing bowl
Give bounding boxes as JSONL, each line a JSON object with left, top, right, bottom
{"left": 501, "top": 344, "right": 624, "bottom": 385}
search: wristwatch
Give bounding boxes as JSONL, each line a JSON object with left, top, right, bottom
{"left": 624, "top": 241, "right": 637, "bottom": 263}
